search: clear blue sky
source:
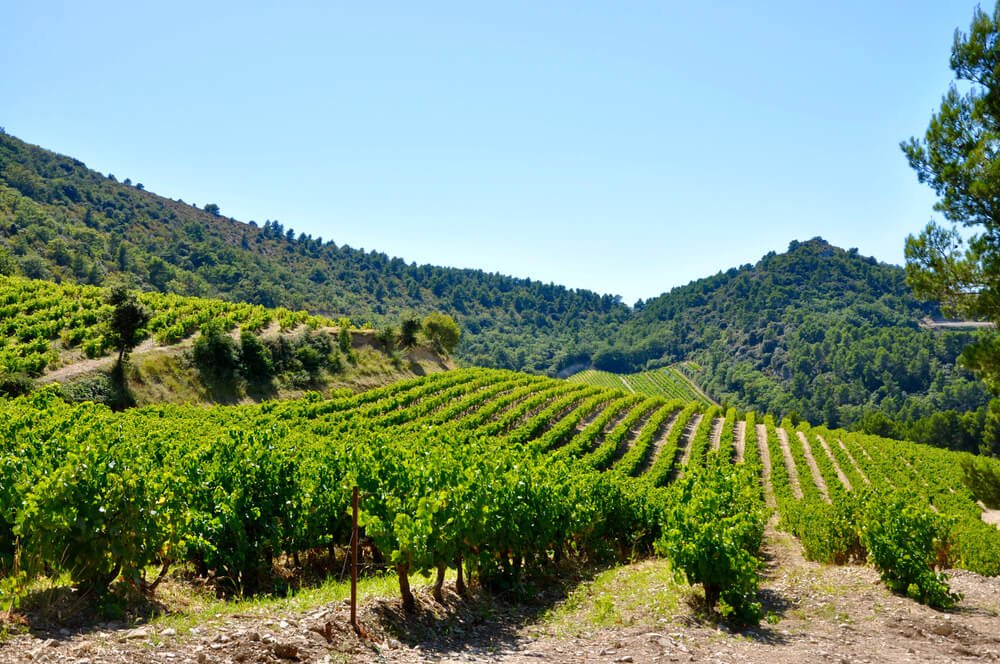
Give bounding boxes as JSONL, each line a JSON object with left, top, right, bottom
{"left": 1, "top": 1, "right": 979, "bottom": 304}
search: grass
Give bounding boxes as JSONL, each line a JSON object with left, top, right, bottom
{"left": 148, "top": 571, "right": 412, "bottom": 638}
{"left": 542, "top": 559, "right": 688, "bottom": 635}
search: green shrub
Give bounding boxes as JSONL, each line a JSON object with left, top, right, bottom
{"left": 193, "top": 323, "right": 239, "bottom": 382}
{"left": 862, "top": 490, "right": 961, "bottom": 609}
{"left": 238, "top": 330, "right": 274, "bottom": 384}
{"left": 785, "top": 495, "right": 865, "bottom": 565}
{"left": 655, "top": 458, "right": 766, "bottom": 624}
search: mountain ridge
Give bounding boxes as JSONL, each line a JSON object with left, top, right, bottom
{"left": 1, "top": 131, "right": 995, "bottom": 451}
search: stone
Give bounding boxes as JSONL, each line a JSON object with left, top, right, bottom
{"left": 273, "top": 642, "right": 300, "bottom": 660}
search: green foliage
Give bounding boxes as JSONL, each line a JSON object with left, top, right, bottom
{"left": 0, "top": 131, "right": 631, "bottom": 376}
{"left": 400, "top": 316, "right": 421, "bottom": 349}
{"left": 609, "top": 239, "right": 990, "bottom": 442}
{"left": 15, "top": 416, "right": 183, "bottom": 596}
{"left": 655, "top": 459, "right": 766, "bottom": 624}
{"left": 567, "top": 366, "right": 708, "bottom": 403}
{"left": 105, "top": 283, "right": 150, "bottom": 364}
{"left": 238, "top": 330, "right": 274, "bottom": 385}
{"left": 961, "top": 456, "right": 1000, "bottom": 508}
{"left": 192, "top": 322, "right": 239, "bottom": 382}
{"left": 0, "top": 130, "right": 991, "bottom": 441}
{"left": 0, "top": 274, "right": 338, "bottom": 376}
{"left": 337, "top": 325, "right": 352, "bottom": 355}
{"left": 861, "top": 490, "right": 961, "bottom": 609}
{"left": 784, "top": 496, "right": 865, "bottom": 565}
{"left": 375, "top": 325, "right": 397, "bottom": 353}
{"left": 423, "top": 312, "right": 460, "bottom": 354}
{"left": 902, "top": 4, "right": 1000, "bottom": 394}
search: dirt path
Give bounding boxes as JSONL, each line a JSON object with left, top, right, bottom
{"left": 795, "top": 431, "right": 831, "bottom": 503}
{"left": 838, "top": 438, "right": 870, "bottom": 485}
{"left": 775, "top": 428, "right": 804, "bottom": 500}
{"left": 13, "top": 530, "right": 1000, "bottom": 663}
{"left": 675, "top": 413, "right": 704, "bottom": 478}
{"left": 633, "top": 410, "right": 681, "bottom": 476}
{"left": 573, "top": 399, "right": 610, "bottom": 432}
{"left": 734, "top": 419, "right": 747, "bottom": 463}
{"left": 756, "top": 424, "right": 777, "bottom": 510}
{"left": 612, "top": 404, "right": 659, "bottom": 462}
{"left": 617, "top": 375, "right": 635, "bottom": 393}
{"left": 38, "top": 339, "right": 164, "bottom": 384}
{"left": 815, "top": 434, "right": 852, "bottom": 492}
{"left": 709, "top": 416, "right": 725, "bottom": 452}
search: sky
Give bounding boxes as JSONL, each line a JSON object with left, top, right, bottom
{"left": 0, "top": 1, "right": 981, "bottom": 305}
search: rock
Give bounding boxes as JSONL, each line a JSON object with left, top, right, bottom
{"left": 123, "top": 626, "right": 152, "bottom": 641}
{"left": 599, "top": 648, "right": 617, "bottom": 656}
{"left": 615, "top": 657, "right": 634, "bottom": 663}
{"left": 273, "top": 642, "right": 300, "bottom": 660}
{"left": 247, "top": 631, "right": 260, "bottom": 642}
{"left": 161, "top": 627, "right": 177, "bottom": 637}
{"left": 930, "top": 623, "right": 953, "bottom": 636}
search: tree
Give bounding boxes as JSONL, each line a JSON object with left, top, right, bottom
{"left": 902, "top": 4, "right": 1000, "bottom": 389}
{"left": 204, "top": 203, "right": 221, "bottom": 216}
{"left": 400, "top": 316, "right": 421, "bottom": 349}
{"left": 106, "top": 284, "right": 151, "bottom": 365}
{"left": 423, "top": 313, "right": 461, "bottom": 354}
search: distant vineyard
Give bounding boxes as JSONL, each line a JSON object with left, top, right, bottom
{"left": 567, "top": 366, "right": 711, "bottom": 404}
{"left": 0, "top": 275, "right": 344, "bottom": 376}
{"left": 2, "top": 367, "right": 997, "bottom": 613}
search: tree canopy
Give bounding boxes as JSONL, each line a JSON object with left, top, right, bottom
{"left": 903, "top": 3, "right": 1000, "bottom": 391}
{"left": 106, "top": 284, "right": 150, "bottom": 364}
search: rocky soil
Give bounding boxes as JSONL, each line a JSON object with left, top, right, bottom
{"left": 3, "top": 527, "right": 998, "bottom": 664}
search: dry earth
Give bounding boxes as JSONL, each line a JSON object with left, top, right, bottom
{"left": 4, "top": 526, "right": 998, "bottom": 664}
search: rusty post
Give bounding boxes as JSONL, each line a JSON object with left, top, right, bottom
{"left": 351, "top": 485, "right": 359, "bottom": 633}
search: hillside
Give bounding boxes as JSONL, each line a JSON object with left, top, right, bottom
{"left": 0, "top": 131, "right": 628, "bottom": 375}
{"left": 1, "top": 368, "right": 998, "bottom": 662}
{"left": 595, "top": 238, "right": 994, "bottom": 451}
{"left": 1, "top": 132, "right": 996, "bottom": 449}
{"left": 0, "top": 274, "right": 453, "bottom": 406}
{"left": 566, "top": 365, "right": 714, "bottom": 404}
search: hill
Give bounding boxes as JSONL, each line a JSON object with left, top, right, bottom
{"left": 1, "top": 132, "right": 995, "bottom": 449}
{"left": 592, "top": 238, "right": 994, "bottom": 452}
{"left": 0, "top": 274, "right": 453, "bottom": 407}
{"left": 0, "top": 131, "right": 628, "bottom": 375}
{"left": 566, "top": 365, "right": 713, "bottom": 404}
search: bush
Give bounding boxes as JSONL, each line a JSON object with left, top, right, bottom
{"left": 862, "top": 490, "right": 961, "bottom": 609}
{"left": 655, "top": 458, "right": 766, "bottom": 624}
{"left": 239, "top": 330, "right": 274, "bottom": 384}
{"left": 193, "top": 323, "right": 239, "bottom": 382}
{"left": 422, "top": 313, "right": 461, "bottom": 354}
{"left": 16, "top": 425, "right": 182, "bottom": 597}
{"left": 784, "top": 496, "right": 865, "bottom": 565}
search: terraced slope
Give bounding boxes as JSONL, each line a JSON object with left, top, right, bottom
{"left": 2, "top": 367, "right": 998, "bottom": 616}
{"left": 567, "top": 366, "right": 712, "bottom": 404}
{"left": 0, "top": 274, "right": 347, "bottom": 377}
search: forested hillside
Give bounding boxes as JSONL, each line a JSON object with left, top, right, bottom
{"left": 1, "top": 132, "right": 995, "bottom": 451}
{"left": 0, "top": 132, "right": 628, "bottom": 374}
{"left": 595, "top": 239, "right": 994, "bottom": 451}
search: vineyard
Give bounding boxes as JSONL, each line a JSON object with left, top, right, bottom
{"left": 567, "top": 366, "right": 711, "bottom": 404}
{"left": 0, "top": 275, "right": 345, "bottom": 377}
{"left": 1, "top": 367, "right": 998, "bottom": 623}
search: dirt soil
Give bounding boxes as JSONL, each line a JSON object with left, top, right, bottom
{"left": 4, "top": 527, "right": 998, "bottom": 664}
